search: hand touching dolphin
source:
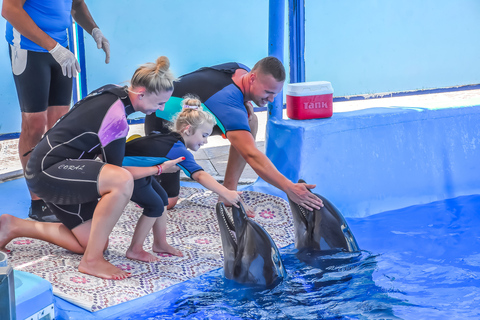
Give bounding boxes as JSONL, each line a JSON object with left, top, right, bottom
{"left": 288, "top": 179, "right": 360, "bottom": 252}
{"left": 215, "top": 202, "right": 286, "bottom": 287}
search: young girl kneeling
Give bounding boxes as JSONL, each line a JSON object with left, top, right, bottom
{"left": 123, "top": 96, "right": 243, "bottom": 262}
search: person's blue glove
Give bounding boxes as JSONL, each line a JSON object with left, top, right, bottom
{"left": 48, "top": 43, "right": 81, "bottom": 78}
{"left": 91, "top": 28, "right": 110, "bottom": 64}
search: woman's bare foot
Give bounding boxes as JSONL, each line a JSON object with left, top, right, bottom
{"left": 78, "top": 257, "right": 130, "bottom": 280}
{"left": 152, "top": 242, "right": 183, "bottom": 257}
{"left": 0, "top": 214, "right": 17, "bottom": 252}
{"left": 126, "top": 247, "right": 160, "bottom": 262}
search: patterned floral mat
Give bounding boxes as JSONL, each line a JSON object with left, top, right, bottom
{"left": 0, "top": 139, "right": 22, "bottom": 177}
{"left": 7, "top": 187, "right": 294, "bottom": 312}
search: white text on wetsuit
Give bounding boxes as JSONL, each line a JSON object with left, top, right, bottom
{"left": 58, "top": 164, "right": 86, "bottom": 171}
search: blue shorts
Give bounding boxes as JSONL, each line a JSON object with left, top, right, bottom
{"left": 131, "top": 176, "right": 169, "bottom": 217}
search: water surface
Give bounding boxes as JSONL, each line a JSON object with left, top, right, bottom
{"left": 119, "top": 195, "right": 480, "bottom": 319}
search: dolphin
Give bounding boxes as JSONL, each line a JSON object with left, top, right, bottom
{"left": 288, "top": 179, "right": 360, "bottom": 252}
{"left": 215, "top": 202, "right": 287, "bottom": 287}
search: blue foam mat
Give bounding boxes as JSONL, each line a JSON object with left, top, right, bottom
{"left": 15, "top": 270, "right": 53, "bottom": 320}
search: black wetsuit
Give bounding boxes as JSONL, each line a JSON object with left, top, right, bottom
{"left": 144, "top": 62, "right": 251, "bottom": 136}
{"left": 25, "top": 85, "right": 135, "bottom": 229}
{"left": 123, "top": 132, "right": 203, "bottom": 217}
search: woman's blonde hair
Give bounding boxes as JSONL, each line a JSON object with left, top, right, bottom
{"left": 130, "top": 56, "right": 175, "bottom": 94}
{"left": 170, "top": 94, "right": 216, "bottom": 134}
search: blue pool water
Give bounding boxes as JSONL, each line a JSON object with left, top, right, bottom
{"left": 108, "top": 194, "right": 480, "bottom": 320}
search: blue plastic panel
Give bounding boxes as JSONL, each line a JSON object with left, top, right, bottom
{"left": 14, "top": 270, "right": 54, "bottom": 320}
{"left": 263, "top": 105, "right": 480, "bottom": 217}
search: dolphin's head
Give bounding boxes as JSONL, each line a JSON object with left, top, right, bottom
{"left": 288, "top": 195, "right": 318, "bottom": 249}
{"left": 215, "top": 202, "right": 286, "bottom": 287}
{"left": 288, "top": 179, "right": 360, "bottom": 252}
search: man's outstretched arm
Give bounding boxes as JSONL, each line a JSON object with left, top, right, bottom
{"left": 226, "top": 130, "right": 323, "bottom": 210}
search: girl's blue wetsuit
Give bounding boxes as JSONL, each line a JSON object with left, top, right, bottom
{"left": 143, "top": 62, "right": 249, "bottom": 194}
{"left": 123, "top": 132, "right": 203, "bottom": 217}
{"left": 25, "top": 85, "right": 135, "bottom": 229}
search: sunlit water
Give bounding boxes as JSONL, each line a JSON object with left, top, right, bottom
{"left": 120, "top": 195, "right": 480, "bottom": 319}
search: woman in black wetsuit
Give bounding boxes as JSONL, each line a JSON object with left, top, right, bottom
{"left": 0, "top": 56, "right": 183, "bottom": 280}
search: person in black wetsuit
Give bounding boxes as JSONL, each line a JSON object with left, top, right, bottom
{"left": 123, "top": 96, "right": 244, "bottom": 262}
{"left": 0, "top": 56, "right": 183, "bottom": 280}
{"left": 144, "top": 57, "right": 324, "bottom": 212}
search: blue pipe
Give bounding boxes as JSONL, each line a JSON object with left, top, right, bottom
{"left": 67, "top": 23, "right": 78, "bottom": 103}
{"left": 76, "top": 26, "right": 88, "bottom": 99}
{"left": 289, "top": 0, "right": 305, "bottom": 83}
{"left": 268, "top": 0, "right": 285, "bottom": 121}
{"left": 67, "top": 23, "right": 88, "bottom": 103}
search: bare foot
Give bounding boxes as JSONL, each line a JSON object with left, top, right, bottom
{"left": 0, "top": 214, "right": 16, "bottom": 252}
{"left": 152, "top": 242, "right": 183, "bottom": 257}
{"left": 126, "top": 247, "right": 160, "bottom": 263}
{"left": 78, "top": 257, "right": 130, "bottom": 280}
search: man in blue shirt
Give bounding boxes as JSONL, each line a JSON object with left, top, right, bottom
{"left": 145, "top": 58, "right": 324, "bottom": 212}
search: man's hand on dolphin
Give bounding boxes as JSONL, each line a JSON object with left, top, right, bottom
{"left": 286, "top": 182, "right": 324, "bottom": 211}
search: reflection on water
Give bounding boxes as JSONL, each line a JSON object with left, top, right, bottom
{"left": 120, "top": 195, "right": 480, "bottom": 319}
